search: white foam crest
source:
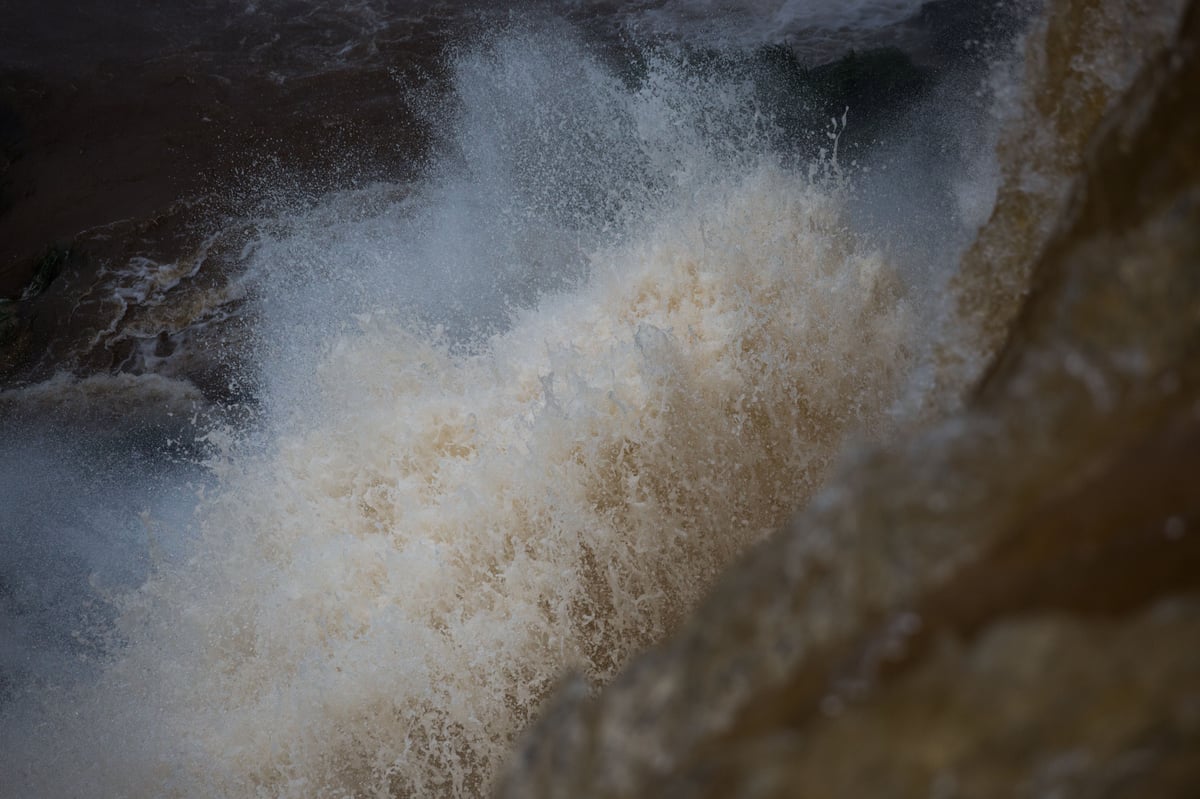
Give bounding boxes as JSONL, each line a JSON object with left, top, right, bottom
{"left": 0, "top": 371, "right": 208, "bottom": 425}
{"left": 11, "top": 160, "right": 916, "bottom": 795}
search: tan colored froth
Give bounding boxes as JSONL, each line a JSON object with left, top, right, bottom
{"left": 27, "top": 167, "right": 913, "bottom": 797}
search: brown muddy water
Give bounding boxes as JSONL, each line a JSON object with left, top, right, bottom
{"left": 1, "top": 0, "right": 1198, "bottom": 797}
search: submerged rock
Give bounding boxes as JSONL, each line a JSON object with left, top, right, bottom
{"left": 495, "top": 2, "right": 1200, "bottom": 796}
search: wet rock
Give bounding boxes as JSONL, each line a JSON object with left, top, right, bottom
{"left": 945, "top": 0, "right": 1186, "bottom": 396}
{"left": 494, "top": 2, "right": 1200, "bottom": 796}
{"left": 687, "top": 603, "right": 1200, "bottom": 798}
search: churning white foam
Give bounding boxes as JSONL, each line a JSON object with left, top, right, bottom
{"left": 2, "top": 21, "right": 966, "bottom": 799}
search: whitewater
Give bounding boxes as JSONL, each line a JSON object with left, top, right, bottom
{"left": 5, "top": 0, "right": 1176, "bottom": 795}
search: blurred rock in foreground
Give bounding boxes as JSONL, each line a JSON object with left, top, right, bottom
{"left": 495, "top": 1, "right": 1200, "bottom": 796}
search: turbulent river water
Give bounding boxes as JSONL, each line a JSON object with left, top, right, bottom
{"left": 1, "top": 1, "right": 1197, "bottom": 797}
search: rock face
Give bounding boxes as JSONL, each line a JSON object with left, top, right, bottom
{"left": 494, "top": 2, "right": 1200, "bottom": 797}
{"left": 945, "top": 0, "right": 1184, "bottom": 392}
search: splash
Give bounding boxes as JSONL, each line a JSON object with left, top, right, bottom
{"left": 0, "top": 24, "right": 941, "bottom": 797}
{"left": 14, "top": 175, "right": 914, "bottom": 799}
